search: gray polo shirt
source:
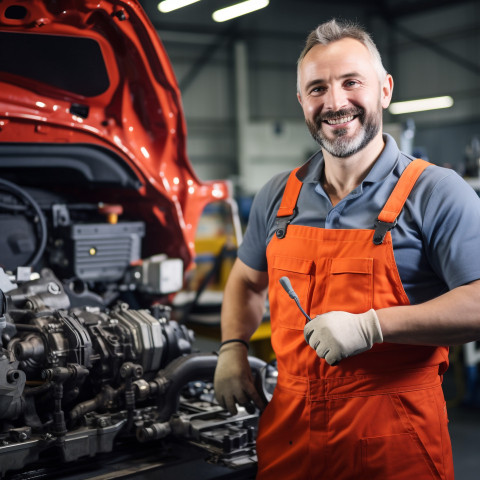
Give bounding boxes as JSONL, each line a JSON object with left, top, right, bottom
{"left": 238, "top": 134, "right": 480, "bottom": 305}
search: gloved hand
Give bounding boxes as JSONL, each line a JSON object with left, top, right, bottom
{"left": 304, "top": 309, "right": 383, "bottom": 366}
{"left": 214, "top": 342, "right": 266, "bottom": 415}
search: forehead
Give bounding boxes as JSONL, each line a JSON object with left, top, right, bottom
{"left": 299, "top": 37, "right": 376, "bottom": 83}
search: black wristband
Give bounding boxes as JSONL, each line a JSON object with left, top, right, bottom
{"left": 219, "top": 338, "right": 249, "bottom": 350}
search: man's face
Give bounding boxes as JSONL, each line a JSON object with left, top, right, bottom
{"left": 297, "top": 38, "right": 393, "bottom": 158}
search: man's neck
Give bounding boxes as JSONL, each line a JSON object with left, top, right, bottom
{"left": 321, "top": 134, "right": 385, "bottom": 206}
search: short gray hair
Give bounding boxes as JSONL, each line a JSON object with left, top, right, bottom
{"left": 297, "top": 19, "right": 387, "bottom": 93}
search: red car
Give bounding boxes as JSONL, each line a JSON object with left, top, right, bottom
{"left": 0, "top": 0, "right": 230, "bottom": 301}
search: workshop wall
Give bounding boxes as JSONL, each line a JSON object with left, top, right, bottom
{"left": 383, "top": 2, "right": 480, "bottom": 173}
{"left": 144, "top": 0, "right": 480, "bottom": 188}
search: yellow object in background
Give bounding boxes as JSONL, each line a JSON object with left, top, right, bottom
{"left": 188, "top": 200, "right": 239, "bottom": 292}
{"left": 193, "top": 236, "right": 236, "bottom": 291}
{"left": 176, "top": 200, "right": 275, "bottom": 362}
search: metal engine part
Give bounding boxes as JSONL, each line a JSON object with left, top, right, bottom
{"left": 0, "top": 269, "right": 272, "bottom": 478}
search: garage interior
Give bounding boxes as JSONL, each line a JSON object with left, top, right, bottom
{"left": 1, "top": 0, "right": 480, "bottom": 478}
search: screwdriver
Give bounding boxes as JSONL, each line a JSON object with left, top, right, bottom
{"left": 279, "top": 276, "right": 312, "bottom": 322}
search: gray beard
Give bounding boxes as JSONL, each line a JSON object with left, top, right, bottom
{"left": 306, "top": 106, "right": 381, "bottom": 158}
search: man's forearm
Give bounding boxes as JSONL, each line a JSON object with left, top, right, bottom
{"left": 220, "top": 260, "right": 268, "bottom": 342}
{"left": 378, "top": 279, "right": 480, "bottom": 345}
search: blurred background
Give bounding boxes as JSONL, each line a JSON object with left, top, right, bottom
{"left": 140, "top": 0, "right": 480, "bottom": 191}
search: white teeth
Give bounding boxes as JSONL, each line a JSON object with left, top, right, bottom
{"left": 326, "top": 115, "right": 354, "bottom": 125}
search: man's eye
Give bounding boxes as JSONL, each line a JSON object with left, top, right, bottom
{"left": 345, "top": 80, "right": 358, "bottom": 87}
{"left": 310, "top": 86, "right": 326, "bottom": 94}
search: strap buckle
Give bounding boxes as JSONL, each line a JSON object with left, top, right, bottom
{"left": 275, "top": 208, "right": 297, "bottom": 239}
{"left": 373, "top": 218, "right": 397, "bottom": 245}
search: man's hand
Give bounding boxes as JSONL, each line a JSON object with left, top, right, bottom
{"left": 304, "top": 309, "right": 383, "bottom": 365}
{"left": 214, "top": 342, "right": 266, "bottom": 415}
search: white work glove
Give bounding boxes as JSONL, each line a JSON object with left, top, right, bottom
{"left": 214, "top": 342, "right": 266, "bottom": 415}
{"left": 304, "top": 309, "right": 383, "bottom": 366}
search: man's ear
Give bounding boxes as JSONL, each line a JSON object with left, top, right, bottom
{"left": 381, "top": 74, "right": 394, "bottom": 109}
{"left": 297, "top": 91, "right": 302, "bottom": 106}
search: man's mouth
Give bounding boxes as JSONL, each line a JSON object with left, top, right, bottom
{"left": 325, "top": 115, "right": 355, "bottom": 125}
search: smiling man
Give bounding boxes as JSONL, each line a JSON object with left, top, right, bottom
{"left": 214, "top": 19, "right": 480, "bottom": 479}
{"left": 299, "top": 37, "right": 388, "bottom": 161}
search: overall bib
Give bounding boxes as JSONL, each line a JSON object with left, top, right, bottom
{"left": 256, "top": 159, "right": 454, "bottom": 480}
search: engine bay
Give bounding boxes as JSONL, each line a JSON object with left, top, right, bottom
{"left": 0, "top": 175, "right": 272, "bottom": 479}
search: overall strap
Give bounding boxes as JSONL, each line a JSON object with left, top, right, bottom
{"left": 275, "top": 167, "right": 302, "bottom": 239}
{"left": 373, "top": 158, "right": 432, "bottom": 245}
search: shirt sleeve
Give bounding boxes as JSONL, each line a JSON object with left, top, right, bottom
{"left": 237, "top": 171, "right": 290, "bottom": 272}
{"left": 422, "top": 169, "right": 480, "bottom": 290}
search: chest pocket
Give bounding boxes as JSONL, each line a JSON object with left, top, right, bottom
{"left": 322, "top": 257, "right": 373, "bottom": 314}
{"left": 271, "top": 255, "right": 313, "bottom": 330}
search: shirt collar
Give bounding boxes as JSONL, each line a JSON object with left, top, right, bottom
{"left": 297, "top": 133, "right": 400, "bottom": 186}
{"left": 363, "top": 133, "right": 400, "bottom": 183}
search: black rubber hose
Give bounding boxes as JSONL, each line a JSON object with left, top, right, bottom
{"left": 153, "top": 352, "right": 268, "bottom": 422}
{"left": 0, "top": 178, "right": 47, "bottom": 268}
{"left": 69, "top": 385, "right": 118, "bottom": 423}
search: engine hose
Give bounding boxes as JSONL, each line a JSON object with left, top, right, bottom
{"left": 0, "top": 178, "right": 47, "bottom": 268}
{"left": 24, "top": 381, "right": 53, "bottom": 397}
{"left": 152, "top": 352, "right": 268, "bottom": 422}
{"left": 137, "top": 421, "right": 172, "bottom": 442}
{"left": 69, "top": 385, "right": 118, "bottom": 423}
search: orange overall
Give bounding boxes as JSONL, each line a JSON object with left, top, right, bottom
{"left": 256, "top": 159, "right": 454, "bottom": 480}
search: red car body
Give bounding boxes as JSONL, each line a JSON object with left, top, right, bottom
{"left": 0, "top": 0, "right": 230, "bottom": 270}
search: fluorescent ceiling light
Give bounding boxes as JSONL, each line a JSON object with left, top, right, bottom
{"left": 158, "top": 0, "right": 201, "bottom": 13}
{"left": 213, "top": 0, "right": 269, "bottom": 22}
{"left": 389, "top": 96, "right": 454, "bottom": 115}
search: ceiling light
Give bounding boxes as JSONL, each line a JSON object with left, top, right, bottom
{"left": 389, "top": 96, "right": 454, "bottom": 115}
{"left": 158, "top": 0, "right": 201, "bottom": 13}
{"left": 212, "top": 0, "right": 269, "bottom": 22}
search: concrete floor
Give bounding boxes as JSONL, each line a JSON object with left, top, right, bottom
{"left": 449, "top": 404, "right": 480, "bottom": 479}
{"left": 444, "top": 353, "right": 480, "bottom": 480}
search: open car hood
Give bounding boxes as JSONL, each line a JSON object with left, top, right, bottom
{"left": 0, "top": 0, "right": 230, "bottom": 268}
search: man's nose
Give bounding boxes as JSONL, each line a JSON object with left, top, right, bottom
{"left": 324, "top": 85, "right": 348, "bottom": 111}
